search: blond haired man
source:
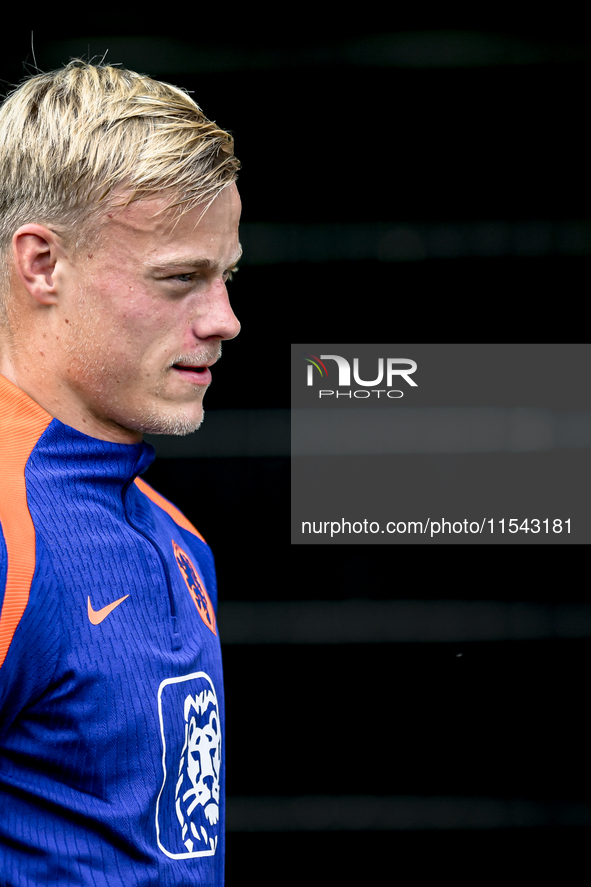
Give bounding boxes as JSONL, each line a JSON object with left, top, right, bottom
{"left": 0, "top": 61, "right": 241, "bottom": 885}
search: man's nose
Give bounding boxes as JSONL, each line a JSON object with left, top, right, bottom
{"left": 193, "top": 281, "right": 240, "bottom": 342}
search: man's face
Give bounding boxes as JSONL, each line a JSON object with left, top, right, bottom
{"left": 53, "top": 183, "right": 241, "bottom": 441}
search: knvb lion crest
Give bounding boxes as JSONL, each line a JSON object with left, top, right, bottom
{"left": 156, "top": 672, "right": 222, "bottom": 859}
{"left": 172, "top": 540, "right": 217, "bottom": 635}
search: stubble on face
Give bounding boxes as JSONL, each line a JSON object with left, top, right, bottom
{"left": 63, "top": 290, "right": 223, "bottom": 436}
{"left": 144, "top": 343, "right": 224, "bottom": 436}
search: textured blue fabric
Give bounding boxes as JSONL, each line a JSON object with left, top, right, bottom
{"left": 0, "top": 417, "right": 225, "bottom": 886}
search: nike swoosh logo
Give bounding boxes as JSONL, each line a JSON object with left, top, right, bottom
{"left": 87, "top": 594, "right": 129, "bottom": 625}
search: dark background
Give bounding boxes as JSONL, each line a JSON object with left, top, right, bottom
{"left": 3, "top": 14, "right": 589, "bottom": 882}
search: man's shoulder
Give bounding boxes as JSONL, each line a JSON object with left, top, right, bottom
{"left": 134, "top": 476, "right": 207, "bottom": 544}
{"left": 0, "top": 380, "right": 53, "bottom": 671}
{"left": 0, "top": 373, "right": 54, "bottom": 595}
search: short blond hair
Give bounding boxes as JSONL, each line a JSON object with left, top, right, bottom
{"left": 0, "top": 60, "right": 239, "bottom": 298}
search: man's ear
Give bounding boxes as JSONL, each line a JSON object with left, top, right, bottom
{"left": 12, "top": 224, "right": 64, "bottom": 306}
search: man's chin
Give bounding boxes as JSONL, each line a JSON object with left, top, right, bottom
{"left": 136, "top": 406, "right": 205, "bottom": 437}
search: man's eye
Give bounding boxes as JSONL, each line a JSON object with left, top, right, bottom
{"left": 167, "top": 268, "right": 237, "bottom": 284}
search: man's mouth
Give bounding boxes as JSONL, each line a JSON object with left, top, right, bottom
{"left": 172, "top": 364, "right": 207, "bottom": 373}
{"left": 170, "top": 362, "right": 214, "bottom": 385}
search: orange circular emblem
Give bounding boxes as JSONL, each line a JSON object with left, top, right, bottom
{"left": 172, "top": 540, "right": 217, "bottom": 635}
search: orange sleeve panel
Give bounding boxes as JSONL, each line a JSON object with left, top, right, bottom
{"left": 0, "top": 376, "right": 53, "bottom": 669}
{"left": 134, "top": 476, "right": 206, "bottom": 543}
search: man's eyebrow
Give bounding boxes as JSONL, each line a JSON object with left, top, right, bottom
{"left": 147, "top": 245, "right": 243, "bottom": 273}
